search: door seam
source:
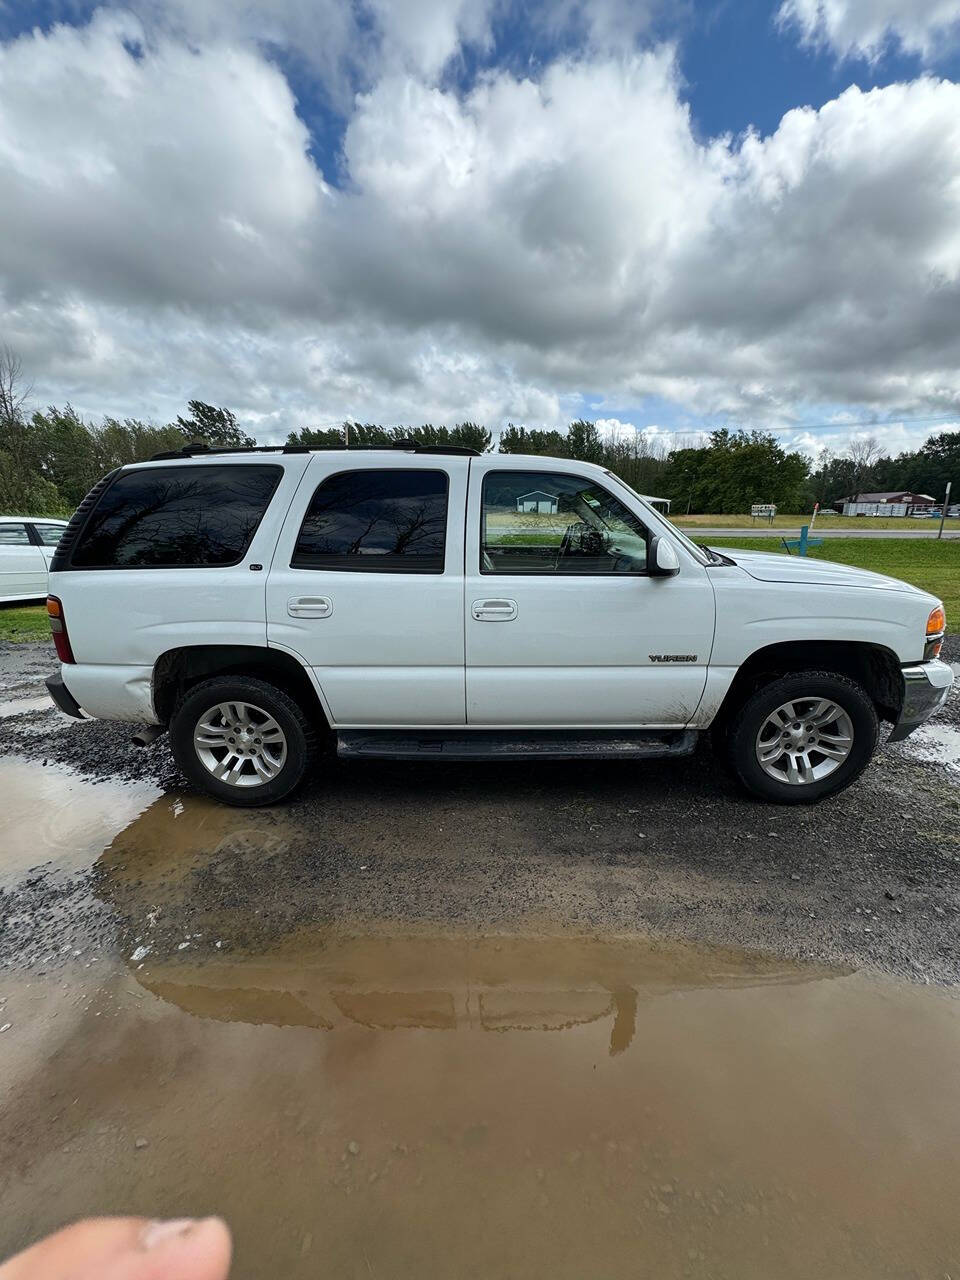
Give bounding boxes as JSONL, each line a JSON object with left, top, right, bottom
{"left": 462, "top": 457, "right": 472, "bottom": 724}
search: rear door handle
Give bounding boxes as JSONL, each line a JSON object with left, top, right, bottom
{"left": 472, "top": 598, "right": 517, "bottom": 622}
{"left": 287, "top": 595, "right": 333, "bottom": 619}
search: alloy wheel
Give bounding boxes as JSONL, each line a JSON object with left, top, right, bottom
{"left": 755, "top": 697, "right": 854, "bottom": 786}
{"left": 192, "top": 700, "right": 288, "bottom": 788}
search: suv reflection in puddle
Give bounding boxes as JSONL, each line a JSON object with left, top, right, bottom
{"left": 134, "top": 932, "right": 828, "bottom": 1058}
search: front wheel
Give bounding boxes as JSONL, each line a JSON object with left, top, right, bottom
{"left": 726, "top": 671, "right": 878, "bottom": 803}
{"left": 169, "top": 676, "right": 317, "bottom": 806}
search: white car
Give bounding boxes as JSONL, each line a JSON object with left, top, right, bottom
{"left": 0, "top": 516, "right": 69, "bottom": 603}
{"left": 44, "top": 445, "right": 952, "bottom": 806}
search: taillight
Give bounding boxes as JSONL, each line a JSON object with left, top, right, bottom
{"left": 47, "top": 596, "right": 75, "bottom": 664}
{"left": 925, "top": 605, "right": 946, "bottom": 660}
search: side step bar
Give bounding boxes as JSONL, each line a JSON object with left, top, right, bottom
{"left": 336, "top": 728, "right": 698, "bottom": 762}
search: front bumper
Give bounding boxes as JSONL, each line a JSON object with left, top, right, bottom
{"left": 45, "top": 672, "right": 84, "bottom": 720}
{"left": 887, "top": 659, "right": 954, "bottom": 743}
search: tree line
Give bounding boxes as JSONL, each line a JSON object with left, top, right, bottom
{"left": 1, "top": 347, "right": 955, "bottom": 516}
{"left": 290, "top": 419, "right": 812, "bottom": 510}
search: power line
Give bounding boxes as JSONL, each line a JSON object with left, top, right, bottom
{"left": 765, "top": 414, "right": 960, "bottom": 433}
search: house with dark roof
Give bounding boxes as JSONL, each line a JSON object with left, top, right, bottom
{"left": 838, "top": 491, "right": 936, "bottom": 505}
{"left": 836, "top": 491, "right": 937, "bottom": 516}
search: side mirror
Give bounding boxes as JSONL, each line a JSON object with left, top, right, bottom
{"left": 649, "top": 535, "right": 680, "bottom": 577}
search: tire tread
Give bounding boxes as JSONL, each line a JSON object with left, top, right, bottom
{"left": 726, "top": 669, "right": 878, "bottom": 804}
{"left": 170, "top": 675, "right": 317, "bottom": 806}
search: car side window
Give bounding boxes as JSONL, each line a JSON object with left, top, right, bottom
{"left": 0, "top": 524, "right": 30, "bottom": 546}
{"left": 481, "top": 471, "right": 648, "bottom": 574}
{"left": 292, "top": 469, "right": 449, "bottom": 573}
{"left": 32, "top": 524, "right": 65, "bottom": 546}
{"left": 70, "top": 465, "right": 282, "bottom": 568}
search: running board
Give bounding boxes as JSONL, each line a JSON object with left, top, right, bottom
{"left": 336, "top": 728, "right": 698, "bottom": 762}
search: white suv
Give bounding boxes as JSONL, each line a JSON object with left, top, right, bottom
{"left": 44, "top": 444, "right": 952, "bottom": 806}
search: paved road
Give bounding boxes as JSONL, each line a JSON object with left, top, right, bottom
{"left": 689, "top": 526, "right": 958, "bottom": 539}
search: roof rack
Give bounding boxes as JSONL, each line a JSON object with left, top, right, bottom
{"left": 401, "top": 444, "right": 480, "bottom": 456}
{"left": 150, "top": 444, "right": 310, "bottom": 460}
{"left": 150, "top": 442, "right": 481, "bottom": 461}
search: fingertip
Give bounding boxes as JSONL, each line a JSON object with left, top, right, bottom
{"left": 164, "top": 1216, "right": 232, "bottom": 1279}
{"left": 195, "top": 1216, "right": 233, "bottom": 1267}
{"left": 119, "top": 1216, "right": 232, "bottom": 1280}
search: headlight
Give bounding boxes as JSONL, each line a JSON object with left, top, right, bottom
{"left": 925, "top": 605, "right": 946, "bottom": 659}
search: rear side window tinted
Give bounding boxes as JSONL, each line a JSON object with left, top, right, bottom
{"left": 70, "top": 465, "right": 281, "bottom": 568}
{"left": 0, "top": 524, "right": 29, "bottom": 545}
{"left": 293, "top": 469, "right": 448, "bottom": 573}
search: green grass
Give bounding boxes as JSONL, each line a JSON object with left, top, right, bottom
{"left": 707, "top": 537, "right": 959, "bottom": 630}
{"left": 0, "top": 604, "right": 53, "bottom": 644}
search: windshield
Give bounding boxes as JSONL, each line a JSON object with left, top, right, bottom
{"left": 606, "top": 474, "right": 710, "bottom": 566}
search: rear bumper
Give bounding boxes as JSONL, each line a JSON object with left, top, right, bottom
{"left": 46, "top": 662, "right": 159, "bottom": 724}
{"left": 45, "top": 672, "right": 84, "bottom": 720}
{"left": 887, "top": 659, "right": 954, "bottom": 743}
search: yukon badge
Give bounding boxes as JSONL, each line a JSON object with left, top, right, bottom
{"left": 649, "top": 654, "right": 698, "bottom": 663}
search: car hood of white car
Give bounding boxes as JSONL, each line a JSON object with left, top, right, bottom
{"left": 717, "top": 547, "right": 925, "bottom": 593}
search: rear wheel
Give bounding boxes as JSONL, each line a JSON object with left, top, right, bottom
{"left": 726, "top": 670, "right": 878, "bottom": 803}
{"left": 169, "top": 675, "right": 317, "bottom": 806}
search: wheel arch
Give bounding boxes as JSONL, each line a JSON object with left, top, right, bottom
{"left": 153, "top": 644, "right": 327, "bottom": 728}
{"left": 714, "top": 640, "right": 902, "bottom": 732}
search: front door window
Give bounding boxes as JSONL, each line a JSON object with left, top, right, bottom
{"left": 481, "top": 471, "right": 648, "bottom": 575}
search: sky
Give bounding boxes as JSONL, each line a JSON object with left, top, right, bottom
{"left": 2, "top": 0, "right": 960, "bottom": 458}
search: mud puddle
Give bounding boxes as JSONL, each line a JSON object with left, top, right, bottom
{"left": 904, "top": 722, "right": 960, "bottom": 773}
{"left": 0, "top": 694, "right": 55, "bottom": 718}
{"left": 4, "top": 933, "right": 960, "bottom": 1279}
{"left": 0, "top": 756, "right": 159, "bottom": 886}
{"left": 3, "top": 760, "right": 960, "bottom": 1275}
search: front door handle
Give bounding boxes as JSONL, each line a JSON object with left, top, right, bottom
{"left": 287, "top": 595, "right": 333, "bottom": 619}
{"left": 472, "top": 598, "right": 517, "bottom": 622}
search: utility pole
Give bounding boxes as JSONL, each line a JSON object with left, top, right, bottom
{"left": 937, "top": 480, "right": 951, "bottom": 540}
{"left": 344, "top": 420, "right": 350, "bottom": 449}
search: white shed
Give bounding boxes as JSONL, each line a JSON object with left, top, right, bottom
{"left": 516, "top": 490, "right": 559, "bottom": 514}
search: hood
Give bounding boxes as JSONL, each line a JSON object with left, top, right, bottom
{"left": 717, "top": 548, "right": 924, "bottom": 594}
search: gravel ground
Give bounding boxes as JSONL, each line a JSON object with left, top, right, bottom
{"left": 1, "top": 639, "right": 958, "bottom": 982}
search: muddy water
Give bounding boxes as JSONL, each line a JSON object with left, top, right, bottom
{"left": 0, "top": 694, "right": 55, "bottom": 718}
{"left": 905, "top": 721, "right": 960, "bottom": 773}
{"left": 0, "top": 756, "right": 158, "bottom": 884}
{"left": 3, "top": 935, "right": 960, "bottom": 1279}
{"left": 4, "top": 765, "right": 960, "bottom": 1276}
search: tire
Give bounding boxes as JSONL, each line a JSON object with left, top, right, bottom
{"left": 169, "top": 675, "right": 317, "bottom": 807}
{"left": 726, "top": 670, "right": 878, "bottom": 804}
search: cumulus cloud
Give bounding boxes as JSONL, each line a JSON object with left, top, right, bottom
{"left": 128, "top": 0, "right": 664, "bottom": 89}
{"left": 333, "top": 52, "right": 729, "bottom": 343}
{"left": 787, "top": 421, "right": 960, "bottom": 460}
{"left": 531, "top": 0, "right": 666, "bottom": 53}
{"left": 0, "top": 12, "right": 324, "bottom": 312}
{"left": 777, "top": 0, "right": 960, "bottom": 61}
{"left": 2, "top": 10, "right": 960, "bottom": 442}
{"left": 129, "top": 0, "right": 500, "bottom": 97}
